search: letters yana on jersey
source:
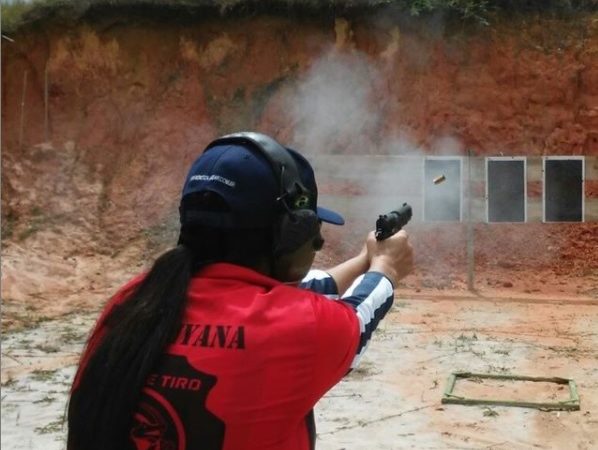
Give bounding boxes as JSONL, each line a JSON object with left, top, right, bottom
{"left": 175, "top": 323, "right": 246, "bottom": 350}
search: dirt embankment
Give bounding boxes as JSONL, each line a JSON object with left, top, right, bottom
{"left": 2, "top": 12, "right": 597, "bottom": 329}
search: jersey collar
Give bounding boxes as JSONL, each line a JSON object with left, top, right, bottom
{"left": 196, "top": 262, "right": 282, "bottom": 288}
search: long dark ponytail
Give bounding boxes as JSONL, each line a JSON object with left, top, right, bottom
{"left": 67, "top": 192, "right": 273, "bottom": 450}
{"left": 67, "top": 245, "right": 195, "bottom": 450}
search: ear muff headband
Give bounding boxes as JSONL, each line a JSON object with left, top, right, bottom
{"left": 205, "top": 131, "right": 309, "bottom": 208}
{"left": 204, "top": 132, "right": 320, "bottom": 257}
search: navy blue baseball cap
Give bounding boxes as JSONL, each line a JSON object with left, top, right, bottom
{"left": 180, "top": 138, "right": 344, "bottom": 228}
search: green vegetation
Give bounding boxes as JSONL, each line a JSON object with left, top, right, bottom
{"left": 33, "top": 395, "right": 57, "bottom": 404}
{"left": 31, "top": 369, "right": 58, "bottom": 382}
{"left": 1, "top": 0, "right": 596, "bottom": 33}
{"left": 34, "top": 419, "right": 64, "bottom": 434}
{"left": 493, "top": 348, "right": 511, "bottom": 355}
{"left": 36, "top": 343, "right": 60, "bottom": 353}
{"left": 1, "top": 211, "right": 17, "bottom": 240}
{"left": 0, "top": 377, "right": 18, "bottom": 387}
{"left": 59, "top": 326, "right": 86, "bottom": 344}
{"left": 482, "top": 406, "right": 499, "bottom": 416}
{"left": 4, "top": 309, "right": 53, "bottom": 331}
{"left": 17, "top": 212, "right": 45, "bottom": 241}
{"left": 1, "top": 0, "right": 33, "bottom": 32}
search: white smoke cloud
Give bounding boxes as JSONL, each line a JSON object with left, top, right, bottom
{"left": 282, "top": 47, "right": 467, "bottom": 224}
{"left": 288, "top": 49, "right": 382, "bottom": 155}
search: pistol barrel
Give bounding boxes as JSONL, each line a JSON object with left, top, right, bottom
{"left": 375, "top": 203, "right": 412, "bottom": 241}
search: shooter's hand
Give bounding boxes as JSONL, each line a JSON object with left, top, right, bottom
{"left": 366, "top": 229, "right": 413, "bottom": 287}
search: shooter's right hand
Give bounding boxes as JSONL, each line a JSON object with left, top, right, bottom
{"left": 366, "top": 229, "right": 413, "bottom": 287}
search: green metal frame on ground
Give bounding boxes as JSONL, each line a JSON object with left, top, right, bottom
{"left": 442, "top": 372, "right": 580, "bottom": 411}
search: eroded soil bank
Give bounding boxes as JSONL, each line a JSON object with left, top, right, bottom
{"left": 2, "top": 11, "right": 598, "bottom": 328}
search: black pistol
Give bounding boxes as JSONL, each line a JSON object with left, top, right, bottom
{"left": 375, "top": 203, "right": 413, "bottom": 241}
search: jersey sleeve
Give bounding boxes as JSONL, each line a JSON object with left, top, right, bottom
{"left": 307, "top": 272, "right": 394, "bottom": 401}
{"left": 340, "top": 272, "right": 394, "bottom": 369}
{"left": 299, "top": 269, "right": 339, "bottom": 298}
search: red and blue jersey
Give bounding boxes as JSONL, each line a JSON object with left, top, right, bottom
{"left": 76, "top": 263, "right": 394, "bottom": 450}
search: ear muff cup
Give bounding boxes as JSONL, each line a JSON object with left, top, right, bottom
{"left": 274, "top": 209, "right": 320, "bottom": 257}
{"left": 202, "top": 132, "right": 322, "bottom": 257}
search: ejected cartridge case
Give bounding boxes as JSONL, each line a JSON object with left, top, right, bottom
{"left": 433, "top": 175, "right": 446, "bottom": 184}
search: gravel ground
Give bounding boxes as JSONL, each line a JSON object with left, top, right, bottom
{"left": 2, "top": 296, "right": 597, "bottom": 450}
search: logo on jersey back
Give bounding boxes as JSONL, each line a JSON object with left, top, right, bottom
{"left": 130, "top": 355, "right": 225, "bottom": 450}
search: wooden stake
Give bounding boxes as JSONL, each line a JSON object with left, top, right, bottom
{"left": 467, "top": 149, "right": 475, "bottom": 292}
{"left": 19, "top": 70, "right": 28, "bottom": 149}
{"left": 44, "top": 63, "right": 49, "bottom": 141}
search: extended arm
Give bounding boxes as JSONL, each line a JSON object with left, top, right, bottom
{"left": 307, "top": 230, "right": 413, "bottom": 400}
{"left": 325, "top": 246, "right": 369, "bottom": 296}
{"left": 302, "top": 230, "right": 412, "bottom": 296}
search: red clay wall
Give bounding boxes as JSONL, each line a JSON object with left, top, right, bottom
{"left": 1, "top": 12, "right": 597, "bottom": 292}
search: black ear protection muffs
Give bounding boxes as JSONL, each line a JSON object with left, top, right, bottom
{"left": 205, "top": 132, "right": 321, "bottom": 256}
